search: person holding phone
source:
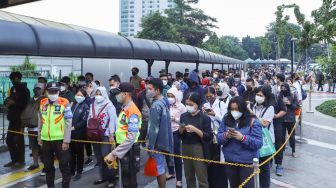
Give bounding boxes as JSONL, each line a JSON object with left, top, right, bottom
{"left": 217, "top": 96, "right": 263, "bottom": 188}
{"left": 202, "top": 86, "right": 228, "bottom": 188}
{"left": 179, "top": 92, "right": 213, "bottom": 188}
{"left": 166, "top": 87, "right": 187, "bottom": 188}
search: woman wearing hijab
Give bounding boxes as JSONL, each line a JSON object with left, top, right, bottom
{"left": 167, "top": 87, "right": 187, "bottom": 188}
{"left": 88, "top": 87, "right": 118, "bottom": 187}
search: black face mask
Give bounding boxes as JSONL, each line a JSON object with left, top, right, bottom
{"left": 246, "top": 86, "right": 253, "bottom": 92}
{"left": 281, "top": 90, "right": 290, "bottom": 97}
{"left": 216, "top": 90, "right": 223, "bottom": 96}
{"left": 132, "top": 71, "right": 137, "bottom": 76}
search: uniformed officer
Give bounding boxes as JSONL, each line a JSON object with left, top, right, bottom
{"left": 38, "top": 82, "right": 73, "bottom": 188}
{"left": 105, "top": 82, "right": 142, "bottom": 188}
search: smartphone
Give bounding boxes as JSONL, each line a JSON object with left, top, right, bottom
{"left": 179, "top": 123, "right": 186, "bottom": 127}
{"left": 228, "top": 127, "right": 235, "bottom": 132}
{"left": 205, "top": 108, "right": 212, "bottom": 112}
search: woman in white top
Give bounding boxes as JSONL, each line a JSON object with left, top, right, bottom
{"left": 203, "top": 86, "right": 228, "bottom": 188}
{"left": 249, "top": 85, "right": 275, "bottom": 188}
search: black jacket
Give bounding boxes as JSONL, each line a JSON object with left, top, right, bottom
{"left": 71, "top": 100, "right": 90, "bottom": 136}
{"left": 7, "top": 83, "right": 30, "bottom": 124}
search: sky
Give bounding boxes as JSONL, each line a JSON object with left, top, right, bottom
{"left": 3, "top": 0, "right": 323, "bottom": 39}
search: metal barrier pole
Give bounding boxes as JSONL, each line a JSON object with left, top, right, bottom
{"left": 296, "top": 106, "right": 307, "bottom": 144}
{"left": 118, "top": 160, "right": 122, "bottom": 188}
{"left": 253, "top": 158, "right": 260, "bottom": 188}
{"left": 307, "top": 79, "right": 314, "bottom": 113}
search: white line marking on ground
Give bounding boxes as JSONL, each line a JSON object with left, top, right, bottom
{"left": 296, "top": 136, "right": 336, "bottom": 151}
{"left": 271, "top": 178, "right": 299, "bottom": 188}
{"left": 302, "top": 121, "right": 336, "bottom": 132}
{"left": 37, "top": 165, "right": 95, "bottom": 188}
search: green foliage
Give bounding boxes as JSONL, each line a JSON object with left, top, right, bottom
{"left": 260, "top": 36, "right": 272, "bottom": 59}
{"left": 137, "top": 12, "right": 185, "bottom": 43}
{"left": 10, "top": 56, "right": 36, "bottom": 77}
{"left": 316, "top": 99, "right": 336, "bottom": 117}
{"left": 242, "top": 36, "right": 262, "bottom": 60}
{"left": 316, "top": 44, "right": 336, "bottom": 76}
{"left": 68, "top": 72, "right": 78, "bottom": 85}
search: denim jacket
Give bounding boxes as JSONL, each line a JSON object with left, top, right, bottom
{"left": 148, "top": 97, "right": 173, "bottom": 153}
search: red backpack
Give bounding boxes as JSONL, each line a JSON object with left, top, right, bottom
{"left": 87, "top": 103, "right": 109, "bottom": 141}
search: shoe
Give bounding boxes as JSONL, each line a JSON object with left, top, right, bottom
{"left": 85, "top": 158, "right": 93, "bottom": 165}
{"left": 276, "top": 165, "right": 284, "bottom": 176}
{"left": 11, "top": 162, "right": 25, "bottom": 169}
{"left": 3, "top": 161, "right": 15, "bottom": 168}
{"left": 176, "top": 181, "right": 182, "bottom": 188}
{"left": 40, "top": 168, "right": 46, "bottom": 176}
{"left": 94, "top": 180, "right": 106, "bottom": 185}
{"left": 292, "top": 152, "right": 298, "bottom": 158}
{"left": 166, "top": 174, "right": 175, "bottom": 181}
{"left": 107, "top": 182, "right": 116, "bottom": 188}
{"left": 27, "top": 164, "right": 39, "bottom": 171}
{"left": 73, "top": 173, "right": 81, "bottom": 181}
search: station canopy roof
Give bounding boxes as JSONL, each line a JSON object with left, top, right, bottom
{"left": 0, "top": 10, "right": 244, "bottom": 64}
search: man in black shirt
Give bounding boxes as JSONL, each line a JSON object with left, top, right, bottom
{"left": 4, "top": 72, "right": 30, "bottom": 169}
{"left": 242, "top": 78, "right": 257, "bottom": 105}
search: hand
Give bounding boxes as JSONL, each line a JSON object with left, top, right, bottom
{"left": 171, "top": 116, "right": 175, "bottom": 122}
{"left": 185, "top": 125, "right": 197, "bottom": 133}
{"left": 230, "top": 131, "right": 244, "bottom": 141}
{"left": 224, "top": 132, "right": 232, "bottom": 139}
{"left": 38, "top": 139, "right": 42, "bottom": 146}
{"left": 71, "top": 127, "right": 75, "bottom": 131}
{"left": 5, "top": 99, "right": 14, "bottom": 107}
{"left": 109, "top": 135, "right": 115, "bottom": 143}
{"left": 104, "top": 153, "right": 115, "bottom": 164}
{"left": 62, "top": 143, "right": 69, "bottom": 151}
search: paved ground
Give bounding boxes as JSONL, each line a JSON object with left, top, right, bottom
{"left": 0, "top": 91, "right": 335, "bottom": 188}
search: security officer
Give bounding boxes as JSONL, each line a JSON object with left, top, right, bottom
{"left": 105, "top": 82, "right": 141, "bottom": 188}
{"left": 38, "top": 82, "right": 73, "bottom": 188}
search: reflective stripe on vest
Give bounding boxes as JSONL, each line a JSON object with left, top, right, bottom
{"left": 40, "top": 98, "right": 67, "bottom": 141}
{"left": 115, "top": 103, "right": 142, "bottom": 144}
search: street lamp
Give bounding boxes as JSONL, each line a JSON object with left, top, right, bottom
{"left": 291, "top": 37, "right": 298, "bottom": 74}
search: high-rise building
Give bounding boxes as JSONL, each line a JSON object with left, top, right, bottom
{"left": 120, "top": 0, "right": 176, "bottom": 37}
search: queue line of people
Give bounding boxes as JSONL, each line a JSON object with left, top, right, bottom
{"left": 3, "top": 66, "right": 304, "bottom": 188}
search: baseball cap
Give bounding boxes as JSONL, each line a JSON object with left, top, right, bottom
{"left": 34, "top": 83, "right": 45, "bottom": 90}
{"left": 46, "top": 82, "right": 60, "bottom": 91}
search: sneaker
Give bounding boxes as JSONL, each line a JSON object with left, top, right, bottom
{"left": 27, "top": 164, "right": 39, "bottom": 171}
{"left": 73, "top": 173, "right": 81, "bottom": 181}
{"left": 84, "top": 158, "right": 93, "bottom": 165}
{"left": 3, "top": 161, "right": 15, "bottom": 168}
{"left": 40, "top": 168, "right": 46, "bottom": 176}
{"left": 276, "top": 165, "right": 284, "bottom": 176}
{"left": 292, "top": 152, "right": 298, "bottom": 158}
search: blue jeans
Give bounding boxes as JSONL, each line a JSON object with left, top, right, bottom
{"left": 167, "top": 131, "right": 183, "bottom": 181}
{"left": 259, "top": 156, "right": 271, "bottom": 188}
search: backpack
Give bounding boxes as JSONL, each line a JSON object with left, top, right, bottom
{"left": 87, "top": 103, "right": 109, "bottom": 141}
{"left": 298, "top": 81, "right": 307, "bottom": 100}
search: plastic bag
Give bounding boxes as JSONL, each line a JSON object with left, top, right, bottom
{"left": 144, "top": 157, "right": 158, "bottom": 177}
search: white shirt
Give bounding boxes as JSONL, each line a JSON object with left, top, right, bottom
{"left": 253, "top": 104, "right": 275, "bottom": 127}
{"left": 203, "top": 98, "right": 227, "bottom": 132}
{"left": 293, "top": 80, "right": 302, "bottom": 102}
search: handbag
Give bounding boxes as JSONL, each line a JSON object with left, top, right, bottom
{"left": 86, "top": 103, "right": 109, "bottom": 141}
{"left": 259, "top": 127, "right": 276, "bottom": 157}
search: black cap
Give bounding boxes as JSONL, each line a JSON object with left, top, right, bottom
{"left": 118, "top": 82, "right": 134, "bottom": 93}
{"left": 46, "top": 82, "right": 60, "bottom": 91}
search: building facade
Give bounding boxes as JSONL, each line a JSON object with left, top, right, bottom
{"left": 120, "top": 0, "right": 175, "bottom": 37}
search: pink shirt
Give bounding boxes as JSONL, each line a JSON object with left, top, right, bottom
{"left": 170, "top": 102, "right": 187, "bottom": 132}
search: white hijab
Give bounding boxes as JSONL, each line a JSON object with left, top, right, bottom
{"left": 92, "top": 87, "right": 111, "bottom": 116}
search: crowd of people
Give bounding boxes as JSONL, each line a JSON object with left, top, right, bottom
{"left": 3, "top": 66, "right": 307, "bottom": 188}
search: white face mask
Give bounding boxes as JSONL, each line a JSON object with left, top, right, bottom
{"left": 186, "top": 105, "right": 196, "bottom": 114}
{"left": 60, "top": 86, "right": 66, "bottom": 92}
{"left": 48, "top": 94, "right": 58, "bottom": 102}
{"left": 95, "top": 95, "right": 104, "bottom": 103}
{"left": 168, "top": 97, "right": 176, "bottom": 105}
{"left": 75, "top": 96, "right": 85, "bottom": 104}
{"left": 255, "top": 95, "right": 265, "bottom": 104}
{"left": 213, "top": 74, "right": 218, "bottom": 78}
{"left": 116, "top": 93, "right": 124, "bottom": 103}
{"left": 231, "top": 111, "right": 243, "bottom": 120}
{"left": 162, "top": 80, "right": 168, "bottom": 86}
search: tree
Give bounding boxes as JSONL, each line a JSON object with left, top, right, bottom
{"left": 10, "top": 56, "right": 36, "bottom": 77}
{"left": 165, "top": 0, "right": 218, "bottom": 47}
{"left": 259, "top": 36, "right": 272, "bottom": 59}
{"left": 218, "top": 36, "right": 248, "bottom": 60}
{"left": 137, "top": 12, "right": 185, "bottom": 43}
{"left": 202, "top": 33, "right": 221, "bottom": 54}
{"left": 242, "top": 36, "right": 262, "bottom": 60}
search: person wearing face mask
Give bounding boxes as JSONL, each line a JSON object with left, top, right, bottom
{"left": 280, "top": 83, "right": 299, "bottom": 158}
{"left": 233, "top": 74, "right": 245, "bottom": 96}
{"left": 203, "top": 87, "right": 228, "bottom": 188}
{"left": 182, "top": 70, "right": 206, "bottom": 105}
{"left": 105, "top": 82, "right": 142, "bottom": 188}
{"left": 160, "top": 73, "right": 171, "bottom": 98}
{"left": 38, "top": 82, "right": 73, "bottom": 188}
{"left": 201, "top": 71, "right": 212, "bottom": 87}
{"left": 88, "top": 87, "right": 118, "bottom": 187}
{"left": 172, "top": 80, "right": 184, "bottom": 102}
{"left": 212, "top": 71, "right": 220, "bottom": 84}
{"left": 59, "top": 77, "right": 75, "bottom": 105}
{"left": 243, "top": 78, "right": 257, "bottom": 105}
{"left": 70, "top": 88, "right": 90, "bottom": 181}
{"left": 109, "top": 75, "right": 122, "bottom": 115}
{"left": 21, "top": 83, "right": 44, "bottom": 171}
{"left": 165, "top": 87, "right": 187, "bottom": 188}
{"left": 4, "top": 72, "right": 30, "bottom": 169}
{"left": 272, "top": 73, "right": 285, "bottom": 96}
{"left": 249, "top": 85, "right": 275, "bottom": 188}
{"left": 176, "top": 71, "right": 189, "bottom": 93}
{"left": 217, "top": 96, "right": 263, "bottom": 188}
{"left": 216, "top": 82, "right": 231, "bottom": 104}
{"left": 147, "top": 78, "right": 173, "bottom": 188}
{"left": 130, "top": 67, "right": 142, "bottom": 92}
{"left": 179, "top": 92, "right": 212, "bottom": 188}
